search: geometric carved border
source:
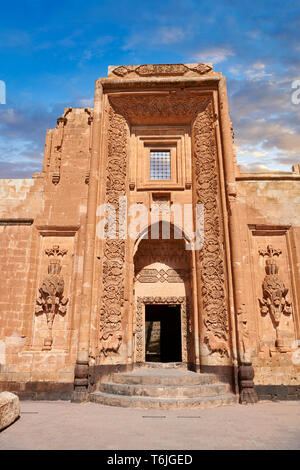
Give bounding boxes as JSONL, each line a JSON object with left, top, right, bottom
{"left": 135, "top": 296, "right": 188, "bottom": 363}
{"left": 135, "top": 268, "right": 187, "bottom": 283}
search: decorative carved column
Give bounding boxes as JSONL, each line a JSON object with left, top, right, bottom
{"left": 192, "top": 99, "right": 230, "bottom": 362}
{"left": 98, "top": 105, "right": 129, "bottom": 357}
{"left": 218, "top": 77, "right": 257, "bottom": 403}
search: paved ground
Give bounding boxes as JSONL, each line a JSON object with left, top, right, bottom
{"left": 0, "top": 400, "right": 300, "bottom": 450}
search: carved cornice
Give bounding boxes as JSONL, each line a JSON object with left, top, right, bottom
{"left": 101, "top": 76, "right": 221, "bottom": 93}
{"left": 0, "top": 218, "right": 33, "bottom": 226}
{"left": 36, "top": 225, "right": 80, "bottom": 236}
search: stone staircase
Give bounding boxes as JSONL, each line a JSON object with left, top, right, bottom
{"left": 90, "top": 363, "right": 237, "bottom": 409}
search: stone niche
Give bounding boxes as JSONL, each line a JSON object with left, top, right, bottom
{"left": 133, "top": 234, "right": 193, "bottom": 364}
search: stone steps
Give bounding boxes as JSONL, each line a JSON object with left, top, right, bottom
{"left": 112, "top": 370, "right": 219, "bottom": 386}
{"left": 100, "top": 382, "right": 228, "bottom": 398}
{"left": 90, "top": 391, "right": 237, "bottom": 410}
{"left": 90, "top": 364, "right": 237, "bottom": 409}
{"left": 135, "top": 361, "right": 188, "bottom": 370}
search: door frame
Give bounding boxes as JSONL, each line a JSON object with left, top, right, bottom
{"left": 135, "top": 296, "right": 188, "bottom": 363}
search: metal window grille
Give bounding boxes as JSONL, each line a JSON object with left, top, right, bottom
{"left": 150, "top": 150, "right": 171, "bottom": 180}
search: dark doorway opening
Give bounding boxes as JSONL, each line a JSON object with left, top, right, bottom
{"left": 145, "top": 304, "right": 182, "bottom": 362}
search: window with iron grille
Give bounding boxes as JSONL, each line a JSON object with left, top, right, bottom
{"left": 150, "top": 150, "right": 171, "bottom": 180}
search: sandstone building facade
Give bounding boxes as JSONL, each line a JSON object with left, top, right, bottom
{"left": 0, "top": 63, "right": 299, "bottom": 405}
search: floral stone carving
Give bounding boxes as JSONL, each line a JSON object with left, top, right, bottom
{"left": 35, "top": 245, "right": 69, "bottom": 350}
{"left": 193, "top": 101, "right": 229, "bottom": 356}
{"left": 259, "top": 245, "right": 292, "bottom": 349}
{"left": 99, "top": 107, "right": 128, "bottom": 356}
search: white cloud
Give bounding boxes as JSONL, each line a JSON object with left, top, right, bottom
{"left": 229, "top": 62, "right": 272, "bottom": 80}
{"left": 0, "top": 108, "right": 21, "bottom": 125}
{"left": 77, "top": 98, "right": 93, "bottom": 107}
{"left": 239, "top": 163, "right": 273, "bottom": 172}
{"left": 156, "top": 27, "right": 185, "bottom": 45}
{"left": 122, "top": 26, "right": 185, "bottom": 51}
{"left": 193, "top": 47, "right": 234, "bottom": 64}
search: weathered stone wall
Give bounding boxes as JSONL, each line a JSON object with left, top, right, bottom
{"left": 0, "top": 178, "right": 43, "bottom": 387}
{"left": 0, "top": 107, "right": 91, "bottom": 396}
{"left": 236, "top": 176, "right": 300, "bottom": 388}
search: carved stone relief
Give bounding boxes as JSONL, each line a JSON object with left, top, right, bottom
{"left": 111, "top": 63, "right": 213, "bottom": 78}
{"left": 134, "top": 239, "right": 190, "bottom": 270}
{"left": 35, "top": 245, "right": 69, "bottom": 350}
{"left": 135, "top": 268, "right": 187, "bottom": 283}
{"left": 192, "top": 101, "right": 229, "bottom": 357}
{"left": 99, "top": 107, "right": 128, "bottom": 356}
{"left": 108, "top": 93, "right": 210, "bottom": 125}
{"left": 259, "top": 245, "right": 292, "bottom": 349}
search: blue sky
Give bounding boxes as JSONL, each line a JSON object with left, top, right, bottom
{"left": 0, "top": 0, "right": 299, "bottom": 177}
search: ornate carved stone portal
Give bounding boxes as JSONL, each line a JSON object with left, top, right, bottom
{"left": 35, "top": 245, "right": 69, "bottom": 350}
{"left": 103, "top": 92, "right": 230, "bottom": 364}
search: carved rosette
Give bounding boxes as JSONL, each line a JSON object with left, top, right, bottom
{"left": 193, "top": 101, "right": 229, "bottom": 356}
{"left": 99, "top": 107, "right": 128, "bottom": 356}
{"left": 35, "top": 245, "right": 69, "bottom": 350}
{"left": 259, "top": 245, "right": 292, "bottom": 348}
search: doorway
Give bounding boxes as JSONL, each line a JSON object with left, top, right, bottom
{"left": 145, "top": 304, "right": 182, "bottom": 362}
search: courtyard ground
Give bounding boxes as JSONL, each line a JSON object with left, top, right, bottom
{"left": 0, "top": 400, "right": 299, "bottom": 450}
